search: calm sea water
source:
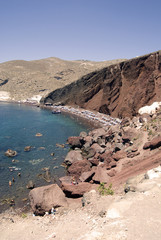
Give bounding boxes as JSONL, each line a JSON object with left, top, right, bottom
{"left": 0, "top": 102, "right": 92, "bottom": 212}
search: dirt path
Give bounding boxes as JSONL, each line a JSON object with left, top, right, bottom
{"left": 1, "top": 175, "right": 161, "bottom": 240}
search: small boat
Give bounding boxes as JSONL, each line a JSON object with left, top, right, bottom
{"left": 52, "top": 109, "right": 61, "bottom": 114}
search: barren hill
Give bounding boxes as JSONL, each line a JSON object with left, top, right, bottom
{"left": 42, "top": 51, "right": 161, "bottom": 118}
{"left": 0, "top": 57, "right": 125, "bottom": 102}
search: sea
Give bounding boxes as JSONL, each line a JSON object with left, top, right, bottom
{"left": 0, "top": 102, "right": 93, "bottom": 212}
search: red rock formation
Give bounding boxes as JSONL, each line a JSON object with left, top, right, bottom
{"left": 41, "top": 51, "right": 161, "bottom": 118}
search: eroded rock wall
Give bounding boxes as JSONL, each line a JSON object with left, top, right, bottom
{"left": 41, "top": 51, "right": 161, "bottom": 118}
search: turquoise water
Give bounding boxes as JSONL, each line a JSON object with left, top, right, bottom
{"left": 0, "top": 102, "right": 92, "bottom": 212}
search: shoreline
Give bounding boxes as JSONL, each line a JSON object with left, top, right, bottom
{"left": 41, "top": 104, "right": 121, "bottom": 128}
{"left": 0, "top": 100, "right": 121, "bottom": 215}
{"left": 0, "top": 99, "right": 121, "bottom": 128}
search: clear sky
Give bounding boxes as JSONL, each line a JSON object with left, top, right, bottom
{"left": 0, "top": 0, "right": 161, "bottom": 63}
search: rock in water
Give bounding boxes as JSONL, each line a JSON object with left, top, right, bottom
{"left": 26, "top": 180, "right": 35, "bottom": 189}
{"left": 24, "top": 146, "right": 32, "bottom": 152}
{"left": 43, "top": 170, "right": 51, "bottom": 183}
{"left": 29, "top": 184, "right": 68, "bottom": 216}
{"left": 5, "top": 149, "right": 17, "bottom": 157}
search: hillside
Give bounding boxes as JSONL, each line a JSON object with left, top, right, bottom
{"left": 42, "top": 51, "right": 161, "bottom": 118}
{"left": 0, "top": 57, "right": 125, "bottom": 102}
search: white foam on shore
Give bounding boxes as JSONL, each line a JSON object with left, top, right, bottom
{"left": 0, "top": 91, "right": 11, "bottom": 101}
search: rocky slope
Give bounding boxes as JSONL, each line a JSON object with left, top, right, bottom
{"left": 28, "top": 106, "right": 161, "bottom": 214}
{"left": 1, "top": 109, "right": 161, "bottom": 240}
{"left": 42, "top": 51, "right": 161, "bottom": 118}
{"left": 0, "top": 57, "right": 124, "bottom": 102}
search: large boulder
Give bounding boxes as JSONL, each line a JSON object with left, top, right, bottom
{"left": 59, "top": 176, "right": 73, "bottom": 185}
{"left": 29, "top": 184, "right": 68, "bottom": 216}
{"left": 99, "top": 151, "right": 113, "bottom": 165}
{"left": 84, "top": 136, "right": 93, "bottom": 145}
{"left": 79, "top": 131, "right": 87, "bottom": 138}
{"left": 122, "top": 127, "right": 137, "bottom": 143}
{"left": 67, "top": 136, "right": 83, "bottom": 149}
{"left": 143, "top": 136, "right": 161, "bottom": 150}
{"left": 79, "top": 169, "right": 95, "bottom": 182}
{"left": 89, "top": 128, "right": 106, "bottom": 142}
{"left": 61, "top": 182, "right": 93, "bottom": 197}
{"left": 64, "top": 150, "right": 83, "bottom": 166}
{"left": 90, "top": 143, "right": 105, "bottom": 154}
{"left": 112, "top": 150, "right": 127, "bottom": 161}
{"left": 92, "top": 166, "right": 110, "bottom": 183}
{"left": 67, "top": 159, "right": 91, "bottom": 180}
{"left": 84, "top": 148, "right": 96, "bottom": 159}
{"left": 88, "top": 153, "right": 100, "bottom": 166}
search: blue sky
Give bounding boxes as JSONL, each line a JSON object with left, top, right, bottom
{"left": 0, "top": 0, "right": 161, "bottom": 63}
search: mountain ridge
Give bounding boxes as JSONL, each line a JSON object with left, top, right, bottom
{"left": 0, "top": 57, "right": 125, "bottom": 102}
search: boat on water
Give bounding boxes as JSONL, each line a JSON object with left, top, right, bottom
{"left": 52, "top": 109, "right": 61, "bottom": 114}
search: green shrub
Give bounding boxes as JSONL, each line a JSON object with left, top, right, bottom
{"left": 98, "top": 183, "right": 114, "bottom": 196}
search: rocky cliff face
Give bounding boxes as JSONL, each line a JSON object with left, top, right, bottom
{"left": 41, "top": 51, "right": 161, "bottom": 118}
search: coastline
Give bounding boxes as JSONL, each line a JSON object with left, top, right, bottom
{"left": 0, "top": 99, "right": 121, "bottom": 129}
{"left": 0, "top": 100, "right": 121, "bottom": 214}
{"left": 0, "top": 100, "right": 103, "bottom": 214}
{"left": 40, "top": 104, "right": 121, "bottom": 129}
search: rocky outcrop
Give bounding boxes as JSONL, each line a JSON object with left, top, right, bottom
{"left": 41, "top": 51, "right": 161, "bottom": 118}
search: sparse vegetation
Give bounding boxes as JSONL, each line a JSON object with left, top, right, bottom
{"left": 21, "top": 213, "right": 27, "bottom": 218}
{"left": 148, "top": 130, "right": 153, "bottom": 135}
{"left": 98, "top": 183, "right": 114, "bottom": 196}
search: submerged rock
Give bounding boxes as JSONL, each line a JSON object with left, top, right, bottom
{"left": 5, "top": 149, "right": 17, "bottom": 157}
{"left": 43, "top": 170, "right": 51, "bottom": 183}
{"left": 35, "top": 133, "right": 43, "bottom": 137}
{"left": 24, "top": 146, "right": 32, "bottom": 152}
{"left": 26, "top": 180, "right": 35, "bottom": 189}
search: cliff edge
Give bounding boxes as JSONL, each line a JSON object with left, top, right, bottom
{"left": 41, "top": 51, "right": 161, "bottom": 118}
